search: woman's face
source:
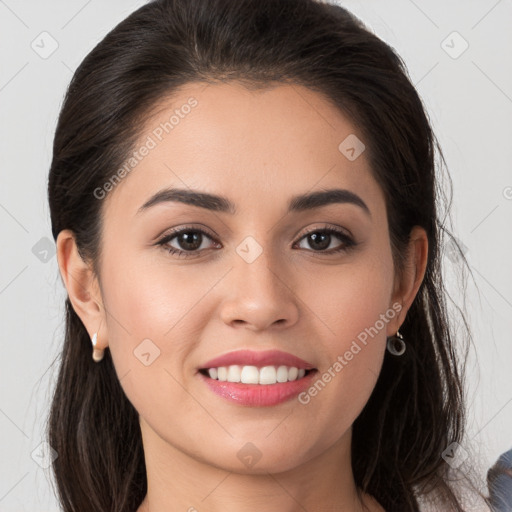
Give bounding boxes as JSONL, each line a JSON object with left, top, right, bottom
{"left": 92, "top": 82, "right": 410, "bottom": 473}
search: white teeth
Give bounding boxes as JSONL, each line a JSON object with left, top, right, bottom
{"left": 259, "top": 366, "right": 277, "bottom": 385}
{"left": 276, "top": 365, "right": 288, "bottom": 383}
{"left": 205, "top": 365, "right": 310, "bottom": 384}
{"left": 227, "top": 365, "right": 241, "bottom": 382}
{"left": 240, "top": 365, "right": 259, "bottom": 384}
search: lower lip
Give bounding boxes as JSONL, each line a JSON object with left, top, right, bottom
{"left": 197, "top": 370, "right": 318, "bottom": 407}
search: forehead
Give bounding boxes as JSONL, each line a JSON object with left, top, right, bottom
{"left": 102, "top": 81, "right": 383, "bottom": 221}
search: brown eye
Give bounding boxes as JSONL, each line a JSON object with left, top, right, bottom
{"left": 158, "top": 228, "right": 219, "bottom": 258}
{"left": 295, "top": 228, "right": 355, "bottom": 254}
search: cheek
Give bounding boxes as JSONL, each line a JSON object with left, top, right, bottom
{"left": 298, "top": 247, "right": 394, "bottom": 421}
{"left": 100, "top": 250, "right": 225, "bottom": 396}
{"left": 312, "top": 278, "right": 390, "bottom": 382}
{"left": 308, "top": 248, "right": 394, "bottom": 348}
{"left": 98, "top": 252, "right": 173, "bottom": 371}
{"left": 99, "top": 253, "right": 203, "bottom": 420}
{"left": 103, "top": 250, "right": 208, "bottom": 338}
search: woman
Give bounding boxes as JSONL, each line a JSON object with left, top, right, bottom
{"left": 46, "top": 0, "right": 490, "bottom": 510}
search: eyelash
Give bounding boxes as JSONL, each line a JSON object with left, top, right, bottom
{"left": 156, "top": 224, "right": 357, "bottom": 259}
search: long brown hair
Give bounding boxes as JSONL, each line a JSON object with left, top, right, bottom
{"left": 46, "top": 0, "right": 485, "bottom": 510}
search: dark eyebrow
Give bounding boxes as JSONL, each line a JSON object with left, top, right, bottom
{"left": 137, "top": 187, "right": 371, "bottom": 217}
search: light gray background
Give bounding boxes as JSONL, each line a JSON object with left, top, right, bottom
{"left": 0, "top": 0, "right": 511, "bottom": 510}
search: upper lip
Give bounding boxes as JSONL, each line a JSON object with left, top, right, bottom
{"left": 199, "top": 349, "right": 316, "bottom": 370}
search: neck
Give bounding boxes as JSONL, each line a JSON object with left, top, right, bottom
{"left": 136, "top": 419, "right": 383, "bottom": 512}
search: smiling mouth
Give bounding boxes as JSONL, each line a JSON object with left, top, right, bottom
{"left": 198, "top": 365, "right": 317, "bottom": 385}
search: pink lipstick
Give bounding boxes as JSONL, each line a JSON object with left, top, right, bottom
{"left": 197, "top": 349, "right": 317, "bottom": 407}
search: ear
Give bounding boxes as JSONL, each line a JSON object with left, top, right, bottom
{"left": 387, "top": 225, "right": 429, "bottom": 336}
{"left": 56, "top": 229, "right": 108, "bottom": 352}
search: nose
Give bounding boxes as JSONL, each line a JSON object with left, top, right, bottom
{"left": 219, "top": 246, "right": 300, "bottom": 332}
